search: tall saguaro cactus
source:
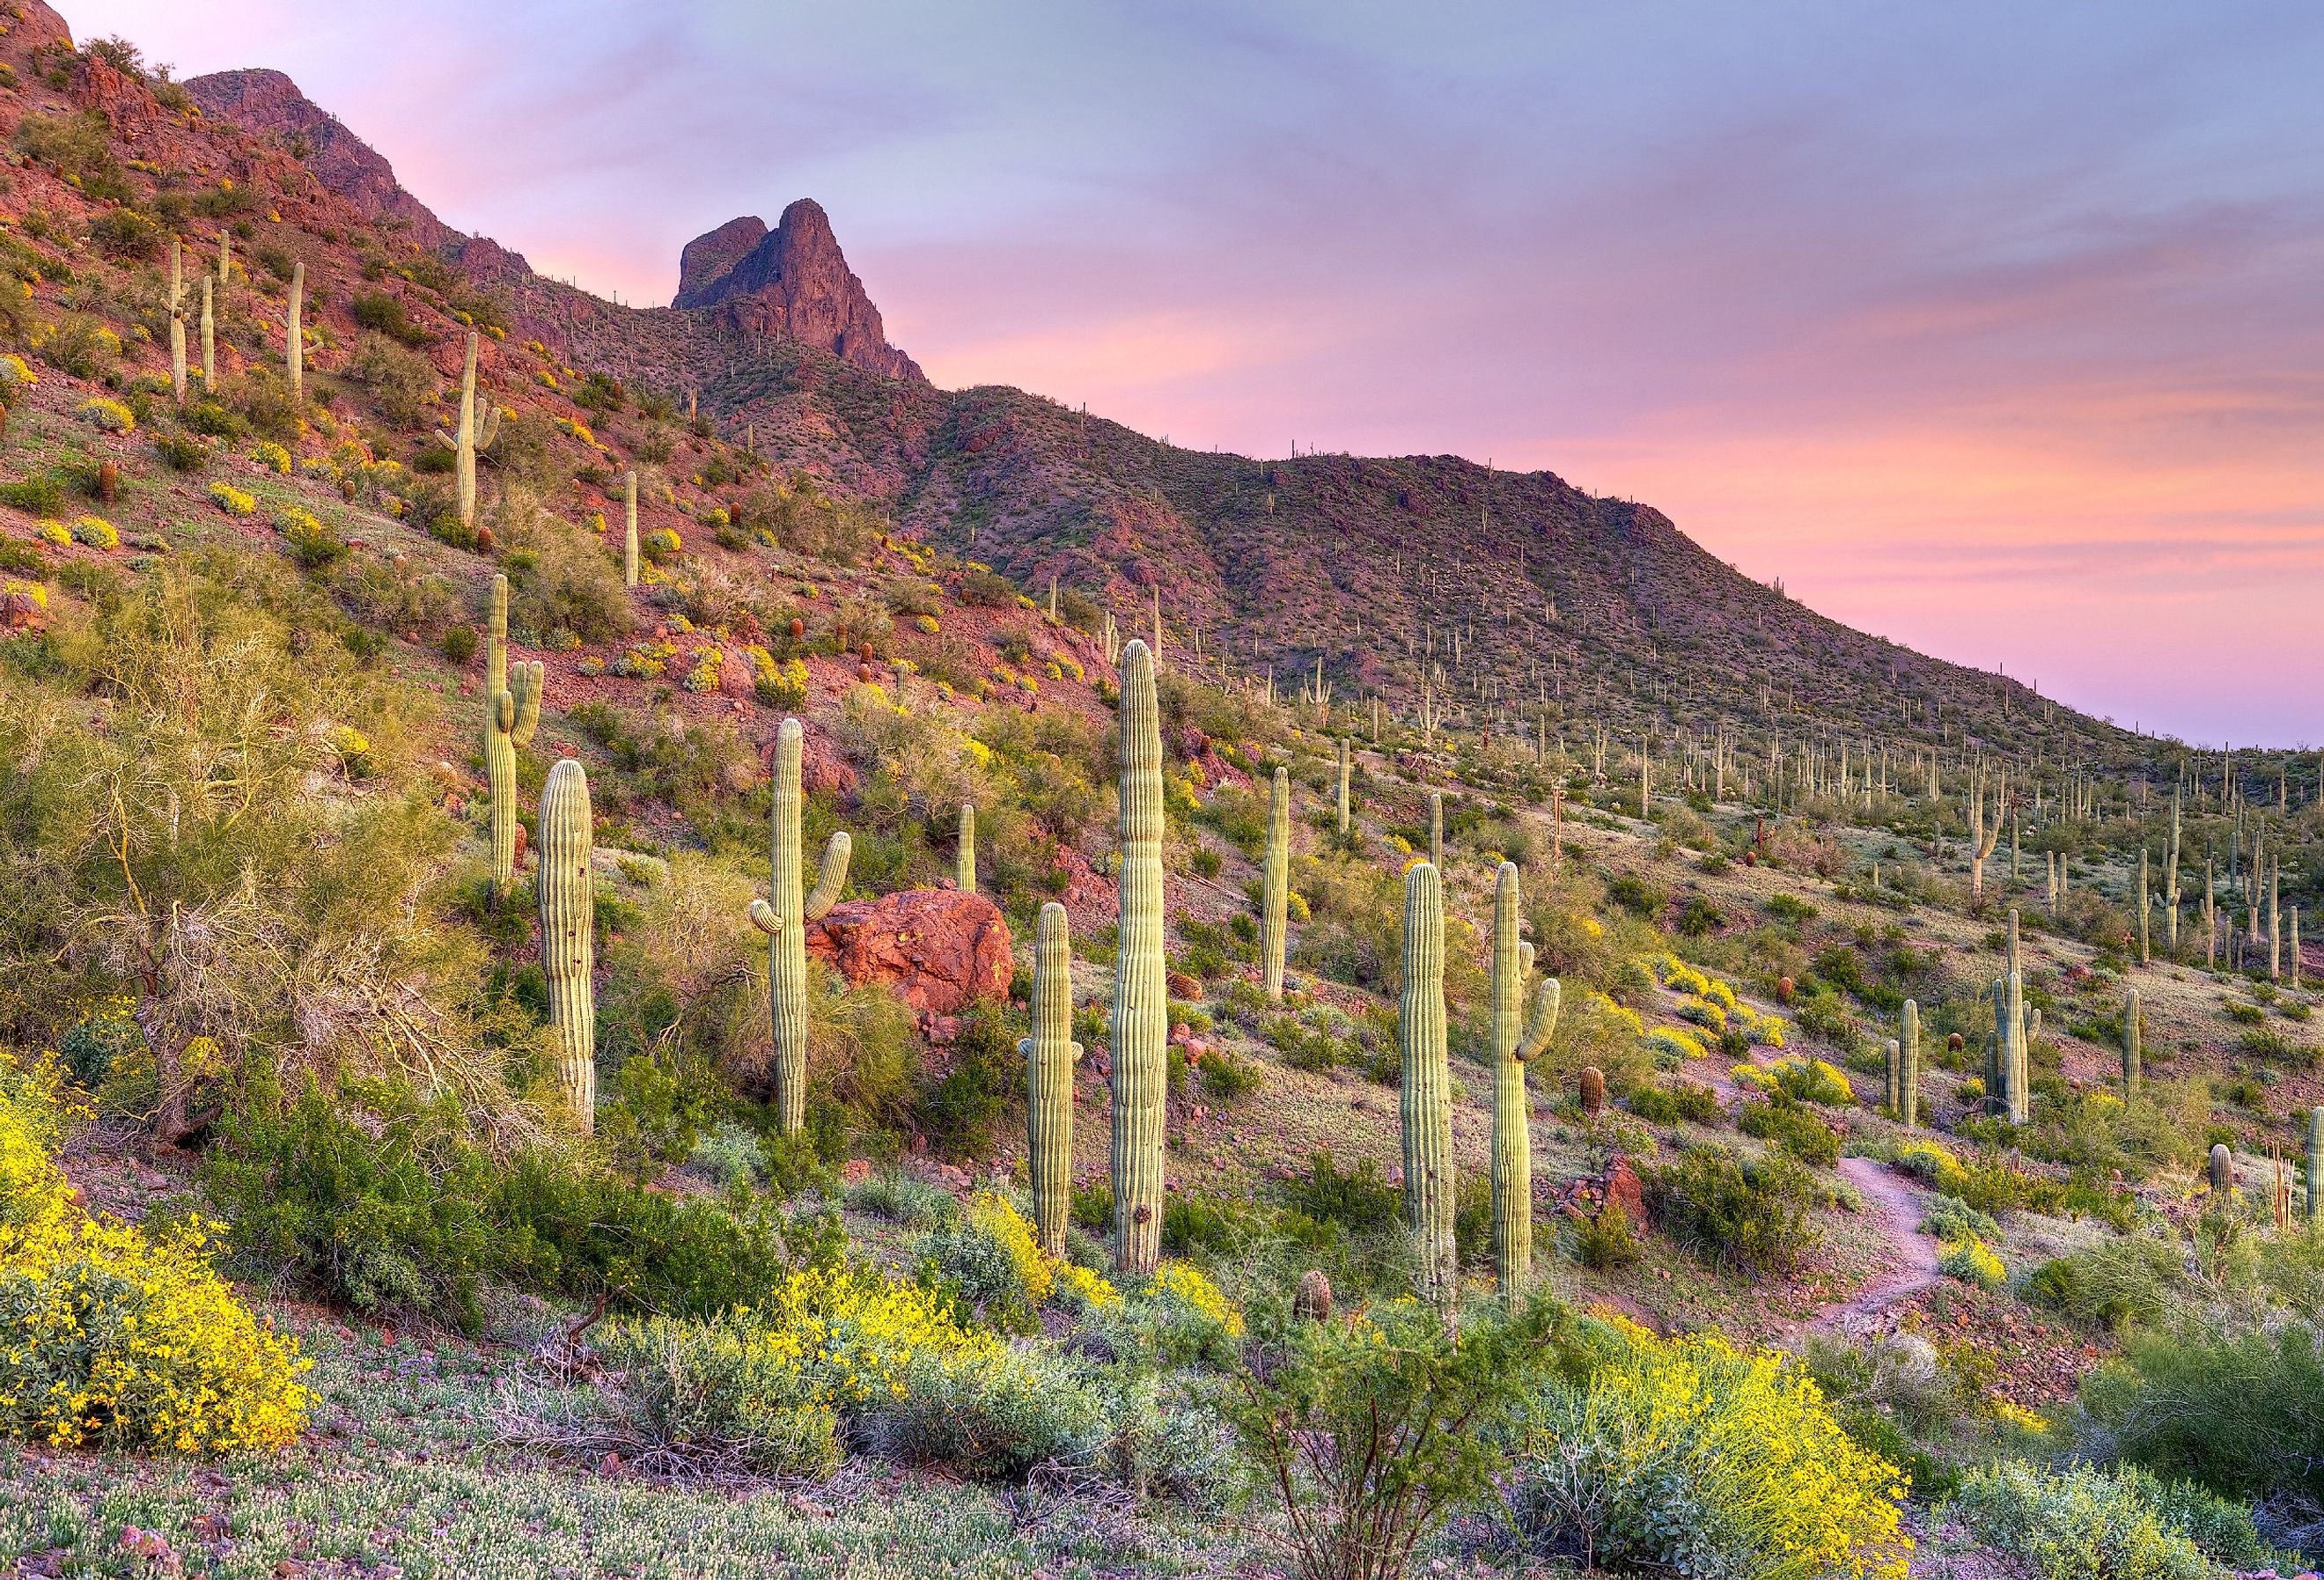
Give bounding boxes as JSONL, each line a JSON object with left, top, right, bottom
{"left": 1337, "top": 737, "right": 1351, "bottom": 835}
{"left": 167, "top": 237, "right": 187, "bottom": 401}
{"left": 2308, "top": 1106, "right": 2323, "bottom": 1229}
{"left": 1429, "top": 792, "right": 1444, "bottom": 868}
{"left": 622, "top": 470, "right": 639, "bottom": 587}
{"left": 539, "top": 759, "right": 597, "bottom": 1133}
{"left": 1901, "top": 999, "right": 1920, "bottom": 1128}
{"left": 1262, "top": 768, "right": 1291, "bottom": 1002}
{"left": 2123, "top": 988, "right": 2142, "bottom": 1097}
{"left": 1112, "top": 640, "right": 1168, "bottom": 1274}
{"left": 483, "top": 575, "right": 544, "bottom": 899}
{"left": 198, "top": 276, "right": 215, "bottom": 392}
{"left": 956, "top": 803, "right": 977, "bottom": 895}
{"left": 434, "top": 330, "right": 504, "bottom": 530}
{"left": 746, "top": 718, "right": 853, "bottom": 1135}
{"left": 1489, "top": 862, "right": 1560, "bottom": 1306}
{"left": 286, "top": 260, "right": 304, "bottom": 404}
{"left": 1401, "top": 861, "right": 1457, "bottom": 1309}
{"left": 1022, "top": 902, "right": 1081, "bottom": 1257}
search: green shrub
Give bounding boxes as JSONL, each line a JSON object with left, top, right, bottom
{"left": 152, "top": 430, "right": 210, "bottom": 472}
{"left": 2025, "top": 1235, "right": 2180, "bottom": 1331}
{"left": 844, "top": 1173, "right": 960, "bottom": 1231}
{"left": 2078, "top": 1322, "right": 2324, "bottom": 1503}
{"left": 1279, "top": 1149, "right": 1401, "bottom": 1234}
{"left": 1646, "top": 1143, "right": 1820, "bottom": 1274}
{"left": 1628, "top": 1078, "right": 1721, "bottom": 1124}
{"left": 1945, "top": 1463, "right": 2214, "bottom": 1580}
{"left": 1919, "top": 1195, "right": 1999, "bottom": 1245}
{"left": 350, "top": 291, "right": 432, "bottom": 348}
{"left": 0, "top": 475, "right": 63, "bottom": 516}
{"left": 592, "top": 1308, "right": 842, "bottom": 1476}
{"left": 917, "top": 1005, "right": 1019, "bottom": 1162}
{"left": 1575, "top": 1201, "right": 1639, "bottom": 1269}
{"left": 1737, "top": 1097, "right": 1840, "bottom": 1165}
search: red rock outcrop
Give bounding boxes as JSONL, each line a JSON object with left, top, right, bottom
{"left": 805, "top": 886, "right": 1011, "bottom": 1015}
{"left": 671, "top": 199, "right": 922, "bottom": 381}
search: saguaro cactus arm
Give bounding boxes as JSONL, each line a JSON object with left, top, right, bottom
{"left": 1518, "top": 974, "right": 1562, "bottom": 1062}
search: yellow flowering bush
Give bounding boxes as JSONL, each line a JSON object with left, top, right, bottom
{"left": 251, "top": 440, "right": 292, "bottom": 474}
{"left": 1939, "top": 1235, "right": 2006, "bottom": 1291}
{"left": 209, "top": 481, "right": 256, "bottom": 516}
{"left": 0, "top": 1053, "right": 311, "bottom": 1455}
{"left": 643, "top": 526, "right": 682, "bottom": 562}
{"left": 32, "top": 519, "right": 70, "bottom": 547}
{"left": 1646, "top": 1026, "right": 1711, "bottom": 1062}
{"left": 683, "top": 645, "right": 724, "bottom": 694}
{"left": 1895, "top": 1140, "right": 1970, "bottom": 1195}
{"left": 1501, "top": 1319, "right": 1910, "bottom": 1580}
{"left": 0, "top": 578, "right": 47, "bottom": 614}
{"left": 70, "top": 515, "right": 117, "bottom": 550}
{"left": 75, "top": 396, "right": 134, "bottom": 434}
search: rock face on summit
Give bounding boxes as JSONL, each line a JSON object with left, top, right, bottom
{"left": 673, "top": 200, "right": 921, "bottom": 381}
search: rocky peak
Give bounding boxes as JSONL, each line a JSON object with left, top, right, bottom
{"left": 672, "top": 198, "right": 921, "bottom": 381}
{"left": 182, "top": 68, "right": 467, "bottom": 256}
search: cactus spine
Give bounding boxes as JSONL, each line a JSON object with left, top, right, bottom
{"left": 745, "top": 718, "right": 853, "bottom": 1135}
{"left": 483, "top": 575, "right": 543, "bottom": 899}
{"left": 1337, "top": 737, "right": 1351, "bottom": 835}
{"left": 622, "top": 470, "right": 639, "bottom": 587}
{"left": 1489, "top": 862, "right": 1559, "bottom": 1307}
{"left": 1884, "top": 1039, "right": 1901, "bottom": 1114}
{"left": 2210, "top": 1142, "right": 2234, "bottom": 1195}
{"left": 286, "top": 260, "right": 304, "bottom": 404}
{"left": 167, "top": 237, "right": 187, "bottom": 401}
{"left": 2123, "top": 988, "right": 2141, "bottom": 1097}
{"left": 1429, "top": 791, "right": 1444, "bottom": 868}
{"left": 1111, "top": 640, "right": 1168, "bottom": 1274}
{"left": 1021, "top": 901, "right": 1081, "bottom": 1257}
{"left": 1401, "top": 861, "right": 1456, "bottom": 1307}
{"left": 955, "top": 802, "right": 976, "bottom": 896}
{"left": 198, "top": 276, "right": 214, "bottom": 392}
{"left": 1262, "top": 767, "right": 1290, "bottom": 1002}
{"left": 2138, "top": 849, "right": 2150, "bottom": 965}
{"left": 1901, "top": 999, "right": 1920, "bottom": 1128}
{"left": 434, "top": 330, "right": 504, "bottom": 529}
{"left": 539, "top": 759, "right": 597, "bottom": 1132}
{"left": 2004, "top": 910, "right": 2029, "bottom": 1124}
{"left": 2309, "top": 1106, "right": 2323, "bottom": 1228}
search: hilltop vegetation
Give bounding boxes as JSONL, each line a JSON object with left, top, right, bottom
{"left": 1, "top": 7, "right": 2323, "bottom": 1578}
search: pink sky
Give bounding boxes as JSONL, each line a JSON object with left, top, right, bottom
{"left": 70, "top": 0, "right": 2324, "bottom": 744}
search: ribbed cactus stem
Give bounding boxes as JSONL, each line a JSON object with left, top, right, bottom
{"left": 1489, "top": 862, "right": 1559, "bottom": 1307}
{"left": 1261, "top": 768, "right": 1290, "bottom": 1002}
{"left": 198, "top": 276, "right": 214, "bottom": 392}
{"left": 2123, "top": 988, "right": 2142, "bottom": 1097}
{"left": 1021, "top": 901, "right": 1081, "bottom": 1258}
{"left": 622, "top": 470, "right": 639, "bottom": 587}
{"left": 2308, "top": 1106, "right": 2323, "bottom": 1228}
{"left": 538, "top": 759, "right": 596, "bottom": 1133}
{"left": 1111, "top": 640, "right": 1167, "bottom": 1274}
{"left": 286, "top": 259, "right": 304, "bottom": 404}
{"left": 957, "top": 803, "right": 976, "bottom": 896}
{"left": 1884, "top": 1039, "right": 1901, "bottom": 1114}
{"left": 746, "top": 718, "right": 853, "bottom": 1135}
{"left": 168, "top": 236, "right": 186, "bottom": 402}
{"left": 1429, "top": 792, "right": 1444, "bottom": 868}
{"left": 1337, "top": 737, "right": 1350, "bottom": 835}
{"left": 2210, "top": 1143, "right": 2233, "bottom": 1195}
{"left": 1901, "top": 999, "right": 1920, "bottom": 1128}
{"left": 2138, "top": 849, "right": 2150, "bottom": 965}
{"left": 1401, "top": 861, "right": 1456, "bottom": 1308}
{"left": 483, "top": 574, "right": 543, "bottom": 899}
{"left": 455, "top": 330, "right": 481, "bottom": 527}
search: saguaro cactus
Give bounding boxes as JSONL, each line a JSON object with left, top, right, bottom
{"left": 1901, "top": 1000, "right": 1920, "bottom": 1128}
{"left": 2309, "top": 1106, "right": 2323, "bottom": 1228}
{"left": 1884, "top": 1039, "right": 1902, "bottom": 1113}
{"left": 539, "top": 759, "right": 597, "bottom": 1133}
{"left": 1401, "top": 861, "right": 1456, "bottom": 1308}
{"left": 434, "top": 330, "right": 504, "bottom": 529}
{"left": 483, "top": 575, "right": 543, "bottom": 899}
{"left": 956, "top": 803, "right": 976, "bottom": 896}
{"left": 1262, "top": 768, "right": 1291, "bottom": 1002}
{"left": 1111, "top": 640, "right": 1168, "bottom": 1274}
{"left": 622, "top": 470, "right": 639, "bottom": 587}
{"left": 1337, "top": 737, "right": 1351, "bottom": 835}
{"left": 1489, "top": 862, "right": 1560, "bottom": 1306}
{"left": 2004, "top": 910, "right": 2029, "bottom": 1124}
{"left": 199, "top": 276, "right": 214, "bottom": 392}
{"left": 1021, "top": 901, "right": 1081, "bottom": 1257}
{"left": 745, "top": 718, "right": 853, "bottom": 1135}
{"left": 167, "top": 237, "right": 187, "bottom": 401}
{"left": 2123, "top": 988, "right": 2141, "bottom": 1097}
{"left": 286, "top": 260, "right": 304, "bottom": 404}
{"left": 1429, "top": 791, "right": 1444, "bottom": 868}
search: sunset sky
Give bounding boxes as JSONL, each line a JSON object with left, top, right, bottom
{"left": 70, "top": 0, "right": 2324, "bottom": 746}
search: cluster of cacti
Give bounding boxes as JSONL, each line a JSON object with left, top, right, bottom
{"left": 622, "top": 470, "right": 639, "bottom": 587}
{"left": 956, "top": 803, "right": 976, "bottom": 895}
{"left": 1111, "top": 640, "right": 1168, "bottom": 1275}
{"left": 1489, "top": 862, "right": 1560, "bottom": 1307}
{"left": 1021, "top": 901, "right": 1081, "bottom": 1257}
{"left": 745, "top": 718, "right": 853, "bottom": 1135}
{"left": 1261, "top": 768, "right": 1290, "bottom": 1002}
{"left": 2122, "top": 988, "right": 2141, "bottom": 1097}
{"left": 483, "top": 575, "right": 544, "bottom": 898}
{"left": 434, "top": 330, "right": 504, "bottom": 529}
{"left": 287, "top": 260, "right": 305, "bottom": 404}
{"left": 1401, "top": 860, "right": 1457, "bottom": 1309}
{"left": 539, "top": 758, "right": 597, "bottom": 1133}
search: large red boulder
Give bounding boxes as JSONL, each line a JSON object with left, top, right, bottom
{"left": 805, "top": 886, "right": 1012, "bottom": 1015}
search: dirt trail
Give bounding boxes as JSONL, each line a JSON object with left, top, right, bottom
{"left": 1813, "top": 1155, "right": 1942, "bottom": 1330}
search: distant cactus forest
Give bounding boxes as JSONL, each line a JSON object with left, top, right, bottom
{"left": 0, "top": 11, "right": 2318, "bottom": 1580}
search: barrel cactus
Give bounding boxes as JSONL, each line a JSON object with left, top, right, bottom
{"left": 538, "top": 759, "right": 596, "bottom": 1133}
{"left": 1401, "top": 860, "right": 1456, "bottom": 1308}
{"left": 1111, "top": 640, "right": 1168, "bottom": 1274}
{"left": 1262, "top": 767, "right": 1290, "bottom": 1002}
{"left": 2210, "top": 1143, "right": 2234, "bottom": 1195}
{"left": 1020, "top": 901, "right": 1081, "bottom": 1257}
{"left": 745, "top": 718, "right": 853, "bottom": 1135}
{"left": 1578, "top": 1065, "right": 1607, "bottom": 1119}
{"left": 1489, "top": 862, "right": 1560, "bottom": 1306}
{"left": 482, "top": 575, "right": 543, "bottom": 899}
